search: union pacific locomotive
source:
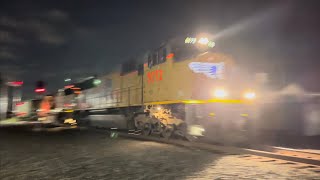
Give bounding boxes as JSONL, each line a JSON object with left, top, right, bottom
{"left": 57, "top": 35, "right": 260, "bottom": 143}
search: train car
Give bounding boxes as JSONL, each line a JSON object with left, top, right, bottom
{"left": 0, "top": 77, "right": 23, "bottom": 119}
{"left": 0, "top": 81, "right": 8, "bottom": 120}
{"left": 62, "top": 34, "right": 259, "bottom": 142}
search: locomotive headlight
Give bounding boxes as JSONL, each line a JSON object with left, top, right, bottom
{"left": 244, "top": 91, "right": 256, "bottom": 100}
{"left": 213, "top": 89, "right": 228, "bottom": 98}
{"left": 198, "top": 37, "right": 209, "bottom": 45}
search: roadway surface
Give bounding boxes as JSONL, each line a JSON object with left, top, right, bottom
{"left": 0, "top": 128, "right": 319, "bottom": 180}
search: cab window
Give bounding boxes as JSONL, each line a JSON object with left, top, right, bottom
{"left": 173, "top": 44, "right": 200, "bottom": 62}
{"left": 148, "top": 54, "right": 152, "bottom": 68}
{"left": 148, "top": 47, "right": 167, "bottom": 68}
{"left": 159, "top": 48, "right": 167, "bottom": 63}
{"left": 152, "top": 52, "right": 158, "bottom": 65}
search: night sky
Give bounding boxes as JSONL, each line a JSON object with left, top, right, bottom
{"left": 0, "top": 0, "right": 320, "bottom": 98}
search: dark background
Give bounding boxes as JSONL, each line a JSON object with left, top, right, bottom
{"left": 0, "top": 0, "right": 319, "bottom": 98}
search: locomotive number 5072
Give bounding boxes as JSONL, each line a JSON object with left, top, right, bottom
{"left": 147, "top": 70, "right": 163, "bottom": 83}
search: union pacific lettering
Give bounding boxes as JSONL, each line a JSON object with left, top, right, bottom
{"left": 147, "top": 70, "right": 163, "bottom": 83}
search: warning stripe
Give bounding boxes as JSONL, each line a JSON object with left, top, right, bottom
{"left": 73, "top": 99, "right": 253, "bottom": 111}
{"left": 145, "top": 99, "right": 254, "bottom": 105}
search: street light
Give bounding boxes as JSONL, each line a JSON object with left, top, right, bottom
{"left": 93, "top": 79, "right": 101, "bottom": 86}
{"left": 64, "top": 78, "right": 71, "bottom": 82}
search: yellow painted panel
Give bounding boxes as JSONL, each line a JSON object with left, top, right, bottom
{"left": 107, "top": 52, "right": 241, "bottom": 108}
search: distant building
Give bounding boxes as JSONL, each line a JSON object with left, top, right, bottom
{"left": 0, "top": 73, "right": 8, "bottom": 119}
{"left": 0, "top": 73, "right": 21, "bottom": 119}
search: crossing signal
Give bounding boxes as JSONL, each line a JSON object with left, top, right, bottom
{"left": 35, "top": 81, "right": 46, "bottom": 93}
{"left": 35, "top": 88, "right": 45, "bottom": 93}
{"left": 8, "top": 81, "right": 24, "bottom": 86}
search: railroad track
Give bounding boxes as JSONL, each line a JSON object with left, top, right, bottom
{"left": 84, "top": 127, "right": 320, "bottom": 173}
{"left": 242, "top": 147, "right": 320, "bottom": 173}
{"left": 106, "top": 130, "right": 320, "bottom": 172}
{"left": 272, "top": 147, "right": 320, "bottom": 158}
{"left": 243, "top": 147, "right": 320, "bottom": 165}
{"left": 238, "top": 154, "right": 320, "bottom": 173}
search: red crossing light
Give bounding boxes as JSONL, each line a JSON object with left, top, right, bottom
{"left": 8, "top": 81, "right": 24, "bottom": 86}
{"left": 64, "top": 85, "right": 74, "bottom": 89}
{"left": 35, "top": 88, "right": 46, "bottom": 93}
{"left": 16, "top": 102, "right": 25, "bottom": 106}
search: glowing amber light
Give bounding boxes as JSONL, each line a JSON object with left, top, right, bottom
{"left": 166, "top": 53, "right": 174, "bottom": 59}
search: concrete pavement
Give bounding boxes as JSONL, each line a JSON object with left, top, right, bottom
{"left": 0, "top": 129, "right": 319, "bottom": 179}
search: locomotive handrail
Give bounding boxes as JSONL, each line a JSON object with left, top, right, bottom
{"left": 83, "top": 86, "right": 144, "bottom": 109}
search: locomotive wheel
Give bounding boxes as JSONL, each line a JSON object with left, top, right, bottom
{"left": 135, "top": 121, "right": 143, "bottom": 130}
{"left": 142, "top": 123, "right": 152, "bottom": 136}
{"left": 160, "top": 126, "right": 174, "bottom": 139}
{"left": 174, "top": 123, "right": 188, "bottom": 137}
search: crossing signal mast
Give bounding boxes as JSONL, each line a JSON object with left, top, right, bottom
{"left": 35, "top": 81, "right": 46, "bottom": 93}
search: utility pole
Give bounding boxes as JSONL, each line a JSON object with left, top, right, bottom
{"left": 0, "top": 73, "right": 2, "bottom": 120}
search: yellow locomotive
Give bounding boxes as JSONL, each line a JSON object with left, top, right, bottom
{"left": 63, "top": 35, "right": 258, "bottom": 141}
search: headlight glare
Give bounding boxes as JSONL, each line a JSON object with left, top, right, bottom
{"left": 244, "top": 92, "right": 256, "bottom": 99}
{"left": 213, "top": 89, "right": 228, "bottom": 98}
